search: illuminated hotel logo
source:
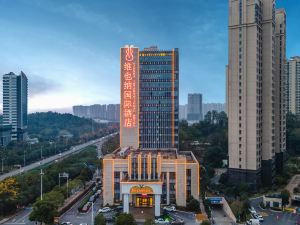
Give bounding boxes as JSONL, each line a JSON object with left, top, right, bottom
{"left": 120, "top": 45, "right": 139, "bottom": 148}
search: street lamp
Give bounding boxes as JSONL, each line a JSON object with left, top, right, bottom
{"left": 40, "top": 169, "right": 44, "bottom": 200}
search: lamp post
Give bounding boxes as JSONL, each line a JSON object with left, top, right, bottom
{"left": 40, "top": 169, "right": 44, "bottom": 200}
{"left": 91, "top": 201, "right": 94, "bottom": 225}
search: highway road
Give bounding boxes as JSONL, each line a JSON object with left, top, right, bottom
{"left": 1, "top": 133, "right": 116, "bottom": 225}
{"left": 0, "top": 132, "right": 117, "bottom": 182}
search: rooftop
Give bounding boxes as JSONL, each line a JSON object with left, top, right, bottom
{"left": 105, "top": 147, "right": 197, "bottom": 163}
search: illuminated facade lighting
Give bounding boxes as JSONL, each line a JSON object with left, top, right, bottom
{"left": 103, "top": 45, "right": 200, "bottom": 218}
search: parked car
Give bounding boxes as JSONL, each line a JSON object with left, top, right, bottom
{"left": 115, "top": 205, "right": 123, "bottom": 212}
{"left": 163, "top": 205, "right": 176, "bottom": 212}
{"left": 98, "top": 207, "right": 111, "bottom": 213}
{"left": 246, "top": 219, "right": 260, "bottom": 225}
{"left": 79, "top": 223, "right": 88, "bottom": 225}
{"left": 61, "top": 222, "right": 73, "bottom": 225}
{"left": 155, "top": 218, "right": 169, "bottom": 224}
{"left": 249, "top": 207, "right": 256, "bottom": 214}
{"left": 254, "top": 214, "right": 264, "bottom": 222}
{"left": 81, "top": 202, "right": 92, "bottom": 213}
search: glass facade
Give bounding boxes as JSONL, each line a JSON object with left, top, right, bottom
{"left": 139, "top": 47, "right": 179, "bottom": 150}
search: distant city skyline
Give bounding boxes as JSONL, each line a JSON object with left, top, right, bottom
{"left": 0, "top": 0, "right": 297, "bottom": 112}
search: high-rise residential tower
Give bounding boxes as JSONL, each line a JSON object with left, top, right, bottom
{"left": 187, "top": 93, "right": 203, "bottom": 122}
{"left": 202, "top": 103, "right": 226, "bottom": 116}
{"left": 73, "top": 105, "right": 90, "bottom": 118}
{"left": 179, "top": 104, "right": 188, "bottom": 120}
{"left": 227, "top": 0, "right": 284, "bottom": 188}
{"left": 274, "top": 9, "right": 286, "bottom": 173}
{"left": 3, "top": 71, "right": 28, "bottom": 141}
{"left": 139, "top": 46, "right": 179, "bottom": 150}
{"left": 286, "top": 57, "right": 300, "bottom": 115}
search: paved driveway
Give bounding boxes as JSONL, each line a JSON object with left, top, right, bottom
{"left": 211, "top": 205, "right": 235, "bottom": 225}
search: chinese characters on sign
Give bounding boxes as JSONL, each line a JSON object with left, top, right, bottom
{"left": 122, "top": 47, "right": 138, "bottom": 128}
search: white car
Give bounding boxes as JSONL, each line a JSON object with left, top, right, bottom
{"left": 249, "top": 206, "right": 256, "bottom": 214}
{"left": 79, "top": 223, "right": 88, "bottom": 225}
{"left": 163, "top": 205, "right": 176, "bottom": 212}
{"left": 154, "top": 218, "right": 169, "bottom": 224}
{"left": 253, "top": 213, "right": 264, "bottom": 222}
{"left": 246, "top": 219, "right": 260, "bottom": 225}
{"left": 98, "top": 207, "right": 111, "bottom": 213}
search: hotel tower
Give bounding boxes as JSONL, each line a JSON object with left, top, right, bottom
{"left": 103, "top": 46, "right": 199, "bottom": 217}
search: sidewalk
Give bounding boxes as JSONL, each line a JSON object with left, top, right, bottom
{"left": 58, "top": 181, "right": 94, "bottom": 215}
{"left": 284, "top": 174, "right": 300, "bottom": 207}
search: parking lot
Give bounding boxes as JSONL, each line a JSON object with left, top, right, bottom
{"left": 250, "top": 197, "right": 300, "bottom": 225}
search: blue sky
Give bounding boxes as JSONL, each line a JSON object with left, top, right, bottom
{"left": 0, "top": 0, "right": 298, "bottom": 112}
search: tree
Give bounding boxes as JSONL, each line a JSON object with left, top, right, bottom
{"left": 79, "top": 167, "right": 93, "bottom": 182}
{"left": 29, "top": 200, "right": 57, "bottom": 224}
{"left": 95, "top": 213, "right": 106, "bottom": 225}
{"left": 0, "top": 177, "right": 19, "bottom": 215}
{"left": 281, "top": 189, "right": 290, "bottom": 207}
{"left": 201, "top": 221, "right": 211, "bottom": 225}
{"left": 186, "top": 198, "right": 200, "bottom": 212}
{"left": 114, "top": 213, "right": 136, "bottom": 225}
{"left": 230, "top": 199, "right": 249, "bottom": 222}
{"left": 204, "top": 146, "right": 226, "bottom": 168}
{"left": 143, "top": 219, "right": 155, "bottom": 225}
{"left": 204, "top": 111, "right": 212, "bottom": 124}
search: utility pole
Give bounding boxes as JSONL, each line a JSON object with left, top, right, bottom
{"left": 40, "top": 169, "right": 44, "bottom": 200}
{"left": 67, "top": 176, "right": 69, "bottom": 198}
{"left": 91, "top": 201, "right": 94, "bottom": 225}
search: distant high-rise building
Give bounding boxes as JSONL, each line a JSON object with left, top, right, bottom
{"left": 227, "top": 0, "right": 284, "bottom": 188}
{"left": 2, "top": 71, "right": 28, "bottom": 141}
{"left": 187, "top": 94, "right": 203, "bottom": 122}
{"left": 73, "top": 105, "right": 90, "bottom": 118}
{"left": 179, "top": 104, "right": 187, "bottom": 120}
{"left": 89, "top": 104, "right": 102, "bottom": 119}
{"left": 99, "top": 104, "right": 107, "bottom": 120}
{"left": 115, "top": 104, "right": 120, "bottom": 122}
{"left": 286, "top": 57, "right": 300, "bottom": 115}
{"left": 139, "top": 46, "right": 179, "bottom": 150}
{"left": 73, "top": 104, "right": 119, "bottom": 121}
{"left": 107, "top": 104, "right": 120, "bottom": 122}
{"left": 202, "top": 103, "right": 226, "bottom": 116}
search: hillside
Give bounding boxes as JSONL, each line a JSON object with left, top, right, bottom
{"left": 28, "top": 112, "right": 115, "bottom": 139}
{"left": 0, "top": 112, "right": 118, "bottom": 170}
